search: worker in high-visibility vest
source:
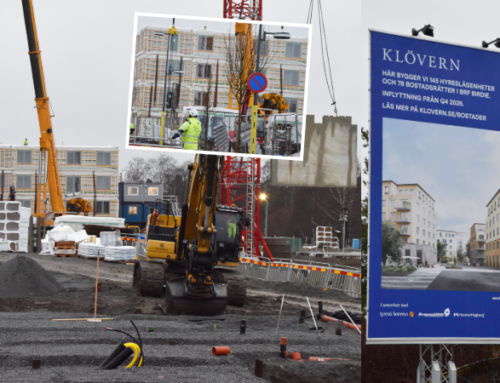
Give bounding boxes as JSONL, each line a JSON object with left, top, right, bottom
{"left": 172, "top": 109, "right": 202, "bottom": 150}
{"left": 24, "top": 139, "right": 28, "bottom": 145}
{"left": 129, "top": 123, "right": 135, "bottom": 143}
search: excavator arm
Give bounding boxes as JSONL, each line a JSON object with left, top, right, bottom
{"left": 166, "top": 154, "right": 239, "bottom": 315}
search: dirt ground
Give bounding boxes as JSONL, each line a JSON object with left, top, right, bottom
{"left": 0, "top": 252, "right": 361, "bottom": 382}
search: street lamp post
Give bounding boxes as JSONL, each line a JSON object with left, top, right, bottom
{"left": 154, "top": 23, "right": 177, "bottom": 145}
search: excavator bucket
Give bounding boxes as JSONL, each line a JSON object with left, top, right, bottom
{"left": 166, "top": 277, "right": 227, "bottom": 316}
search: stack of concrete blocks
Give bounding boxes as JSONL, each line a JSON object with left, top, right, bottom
{"left": 0, "top": 202, "right": 30, "bottom": 252}
{"left": 104, "top": 246, "right": 135, "bottom": 261}
{"left": 263, "top": 237, "right": 293, "bottom": 260}
{"left": 316, "top": 226, "right": 339, "bottom": 250}
{"left": 78, "top": 243, "right": 105, "bottom": 259}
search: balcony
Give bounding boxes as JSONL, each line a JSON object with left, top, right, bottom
{"left": 397, "top": 231, "right": 410, "bottom": 237}
{"left": 394, "top": 219, "right": 411, "bottom": 224}
{"left": 395, "top": 202, "right": 411, "bottom": 211}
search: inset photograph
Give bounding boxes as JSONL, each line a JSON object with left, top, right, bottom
{"left": 127, "top": 13, "right": 312, "bottom": 159}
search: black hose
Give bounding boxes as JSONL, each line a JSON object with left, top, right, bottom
{"left": 106, "top": 328, "right": 144, "bottom": 365}
{"left": 129, "top": 320, "right": 144, "bottom": 365}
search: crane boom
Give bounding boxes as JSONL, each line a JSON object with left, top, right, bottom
{"left": 21, "top": 0, "right": 65, "bottom": 218}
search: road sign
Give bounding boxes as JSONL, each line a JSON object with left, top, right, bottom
{"left": 247, "top": 72, "right": 268, "bottom": 93}
{"left": 367, "top": 30, "right": 500, "bottom": 344}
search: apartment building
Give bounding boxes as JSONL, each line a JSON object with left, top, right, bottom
{"left": 132, "top": 25, "right": 308, "bottom": 117}
{"left": 437, "top": 230, "right": 468, "bottom": 262}
{"left": 470, "top": 223, "right": 485, "bottom": 266}
{"left": 382, "top": 181, "right": 438, "bottom": 247}
{"left": 0, "top": 145, "right": 119, "bottom": 217}
{"left": 485, "top": 189, "right": 500, "bottom": 268}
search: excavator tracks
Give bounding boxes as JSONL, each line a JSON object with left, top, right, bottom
{"left": 133, "top": 261, "right": 165, "bottom": 297}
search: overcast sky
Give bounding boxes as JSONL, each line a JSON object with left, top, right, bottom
{"left": 383, "top": 118, "right": 500, "bottom": 233}
{"left": 0, "top": 0, "right": 361, "bottom": 174}
{"left": 362, "top": 0, "right": 500, "bottom": 196}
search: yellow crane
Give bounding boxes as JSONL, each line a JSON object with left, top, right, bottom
{"left": 21, "top": 0, "right": 92, "bottom": 224}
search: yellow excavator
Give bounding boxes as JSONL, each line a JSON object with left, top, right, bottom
{"left": 22, "top": 0, "right": 92, "bottom": 225}
{"left": 133, "top": 154, "right": 247, "bottom": 315}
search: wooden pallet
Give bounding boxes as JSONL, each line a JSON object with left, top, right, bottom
{"left": 54, "top": 253, "right": 78, "bottom": 258}
{"left": 78, "top": 255, "right": 104, "bottom": 260}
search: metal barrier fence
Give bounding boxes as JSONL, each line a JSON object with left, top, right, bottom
{"left": 237, "top": 256, "right": 361, "bottom": 298}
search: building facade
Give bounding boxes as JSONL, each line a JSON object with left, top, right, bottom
{"left": 132, "top": 25, "right": 308, "bottom": 117}
{"left": 0, "top": 145, "right": 119, "bottom": 217}
{"left": 470, "top": 223, "right": 485, "bottom": 266}
{"left": 381, "top": 181, "right": 438, "bottom": 247}
{"left": 486, "top": 189, "right": 500, "bottom": 268}
{"left": 437, "top": 229, "right": 468, "bottom": 262}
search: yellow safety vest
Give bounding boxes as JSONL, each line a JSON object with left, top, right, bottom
{"left": 179, "top": 117, "right": 202, "bottom": 150}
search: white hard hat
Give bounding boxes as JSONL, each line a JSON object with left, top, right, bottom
{"left": 188, "top": 109, "right": 198, "bottom": 117}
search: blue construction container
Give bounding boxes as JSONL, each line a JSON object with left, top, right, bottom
{"left": 352, "top": 238, "right": 360, "bottom": 249}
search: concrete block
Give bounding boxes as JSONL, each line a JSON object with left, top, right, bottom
{"left": 271, "top": 115, "right": 357, "bottom": 187}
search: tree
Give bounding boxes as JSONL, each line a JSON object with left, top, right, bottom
{"left": 457, "top": 247, "right": 464, "bottom": 263}
{"left": 465, "top": 241, "right": 471, "bottom": 261}
{"left": 381, "top": 220, "right": 403, "bottom": 265}
{"left": 223, "top": 25, "right": 274, "bottom": 152}
{"left": 202, "top": 57, "right": 214, "bottom": 150}
{"left": 361, "top": 127, "right": 369, "bottom": 313}
{"left": 437, "top": 240, "right": 446, "bottom": 263}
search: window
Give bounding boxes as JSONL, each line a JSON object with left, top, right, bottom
{"left": 284, "top": 98, "right": 298, "bottom": 113}
{"left": 428, "top": 232, "right": 430, "bottom": 238}
{"left": 433, "top": 234, "right": 435, "bottom": 239}
{"left": 384, "top": 186, "right": 388, "bottom": 194}
{"left": 401, "top": 212, "right": 408, "bottom": 221}
{"left": 423, "top": 229, "right": 425, "bottom": 236}
{"left": 67, "top": 151, "right": 81, "bottom": 165}
{"left": 382, "top": 200, "right": 386, "bottom": 207}
{"left": 96, "top": 201, "right": 110, "bottom": 214}
{"left": 285, "top": 42, "right": 302, "bottom": 58}
{"left": 128, "top": 206, "right": 138, "bottom": 215}
{"left": 417, "top": 215, "right": 419, "bottom": 222}
{"left": 128, "top": 187, "right": 139, "bottom": 195}
{"left": 423, "top": 219, "right": 426, "bottom": 225}
{"left": 450, "top": 240, "right": 453, "bottom": 243}
{"left": 416, "top": 239, "right": 419, "bottom": 244}
{"left": 194, "top": 91, "right": 209, "bottom": 106}
{"left": 283, "top": 70, "right": 300, "bottom": 86}
{"left": 439, "top": 232, "right": 442, "bottom": 237}
{"left": 96, "top": 176, "right": 111, "bottom": 190}
{"left": 16, "top": 174, "right": 31, "bottom": 189}
{"left": 97, "top": 152, "right": 111, "bottom": 165}
{"left": 410, "top": 189, "right": 414, "bottom": 194}
{"left": 197, "top": 36, "right": 213, "bottom": 51}
{"left": 391, "top": 212, "right": 396, "bottom": 219}
{"left": 391, "top": 200, "right": 396, "bottom": 207}
{"left": 382, "top": 212, "right": 386, "bottom": 220}
{"left": 401, "top": 225, "right": 408, "bottom": 234}
{"left": 19, "top": 200, "right": 31, "bottom": 208}
{"left": 148, "top": 187, "right": 159, "bottom": 195}
{"left": 166, "top": 60, "right": 183, "bottom": 75}
{"left": 196, "top": 63, "right": 212, "bottom": 78}
{"left": 416, "top": 227, "right": 419, "bottom": 234}
{"left": 399, "top": 190, "right": 403, "bottom": 194}
{"left": 66, "top": 176, "right": 81, "bottom": 194}
{"left": 17, "top": 150, "right": 32, "bottom": 164}
{"left": 422, "top": 241, "right": 425, "bottom": 245}
{"left": 428, "top": 222, "right": 430, "bottom": 228}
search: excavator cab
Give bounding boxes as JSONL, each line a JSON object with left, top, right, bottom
{"left": 214, "top": 207, "right": 244, "bottom": 265}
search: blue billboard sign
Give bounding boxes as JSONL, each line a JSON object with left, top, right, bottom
{"left": 367, "top": 30, "right": 500, "bottom": 343}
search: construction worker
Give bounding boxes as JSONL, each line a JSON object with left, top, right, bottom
{"left": 172, "top": 109, "right": 202, "bottom": 150}
{"left": 24, "top": 139, "right": 28, "bottom": 145}
{"left": 129, "top": 123, "right": 135, "bottom": 143}
{"left": 227, "top": 218, "right": 238, "bottom": 239}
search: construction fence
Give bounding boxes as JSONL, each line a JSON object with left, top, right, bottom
{"left": 236, "top": 256, "right": 361, "bottom": 299}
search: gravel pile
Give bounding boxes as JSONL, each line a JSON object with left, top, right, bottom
{"left": 0, "top": 256, "right": 63, "bottom": 298}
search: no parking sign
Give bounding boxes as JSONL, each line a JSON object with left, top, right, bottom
{"left": 247, "top": 72, "right": 267, "bottom": 93}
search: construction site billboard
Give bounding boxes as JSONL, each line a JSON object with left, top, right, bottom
{"left": 367, "top": 30, "right": 500, "bottom": 344}
{"left": 270, "top": 115, "right": 357, "bottom": 188}
{"left": 126, "top": 13, "right": 313, "bottom": 161}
